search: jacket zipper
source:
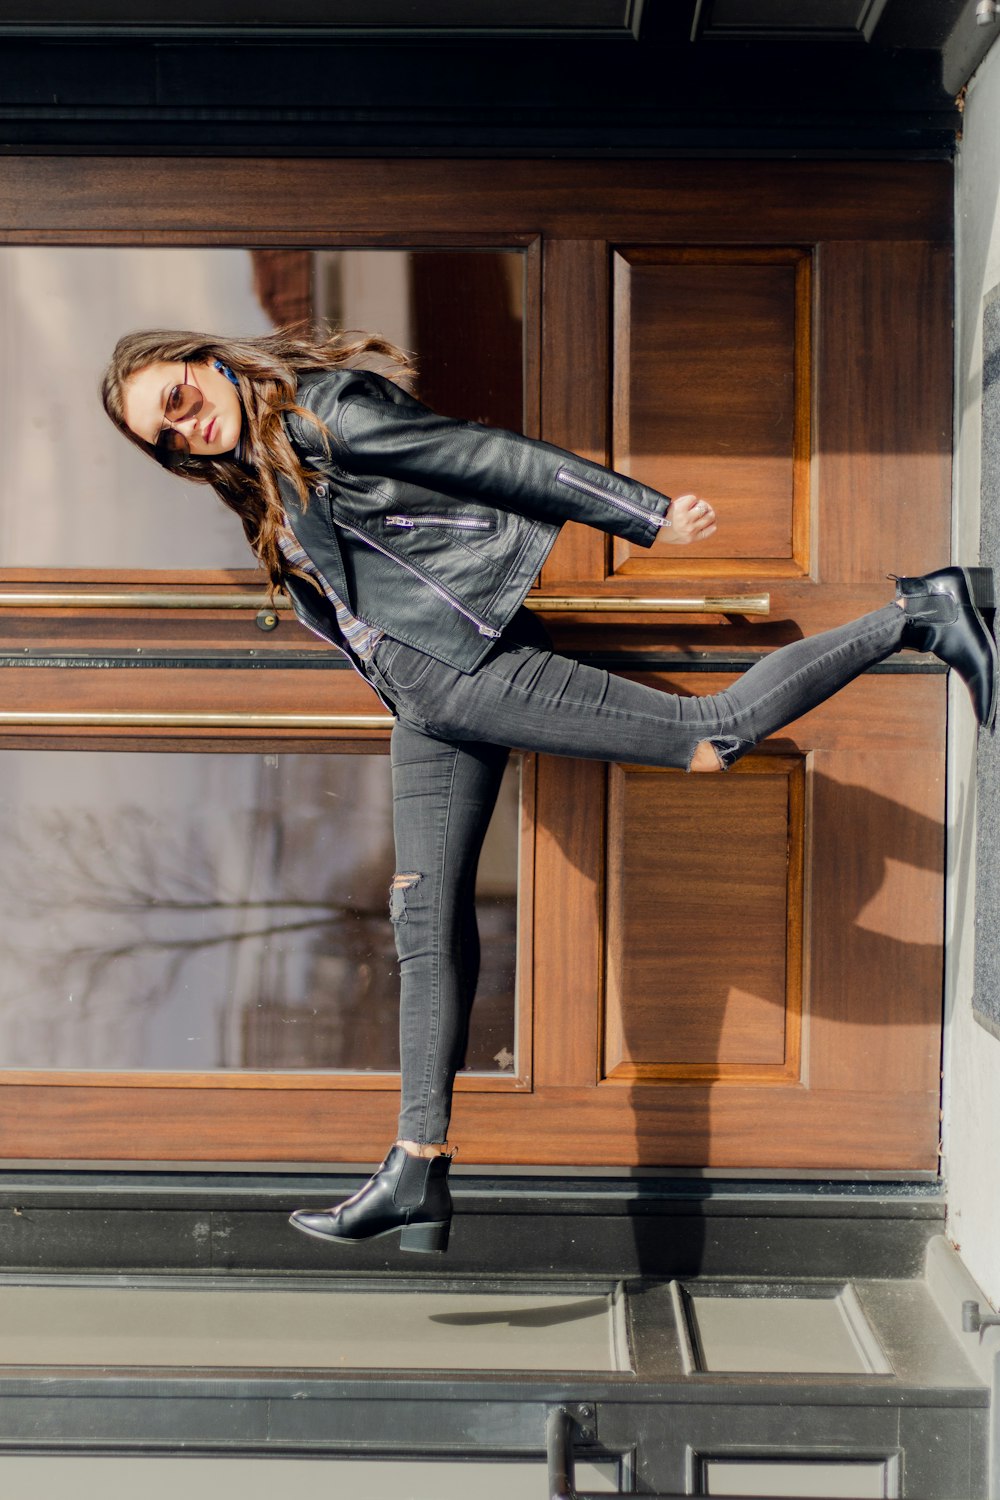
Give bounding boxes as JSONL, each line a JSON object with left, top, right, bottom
{"left": 385, "top": 514, "right": 492, "bottom": 531}
{"left": 336, "top": 517, "right": 502, "bottom": 638}
{"left": 555, "top": 465, "right": 656, "bottom": 526}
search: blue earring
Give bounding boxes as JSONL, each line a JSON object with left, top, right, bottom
{"left": 212, "top": 360, "right": 246, "bottom": 461}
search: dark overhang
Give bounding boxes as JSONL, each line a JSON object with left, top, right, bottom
{"left": 0, "top": 0, "right": 995, "bottom": 157}
{"left": 0, "top": 0, "right": 648, "bottom": 43}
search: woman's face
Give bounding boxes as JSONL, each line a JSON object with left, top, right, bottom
{"left": 121, "top": 359, "right": 243, "bottom": 460}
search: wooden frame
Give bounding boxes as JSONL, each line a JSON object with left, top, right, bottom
{"left": 602, "top": 753, "right": 805, "bottom": 1086}
{"left": 0, "top": 752, "right": 537, "bottom": 1101}
{"left": 610, "top": 246, "right": 813, "bottom": 582}
{"left": 0, "top": 156, "right": 952, "bottom": 1168}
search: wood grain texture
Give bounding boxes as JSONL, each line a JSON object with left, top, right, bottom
{"left": 0, "top": 160, "right": 953, "bottom": 1171}
{"left": 0, "top": 662, "right": 388, "bottom": 720}
{"left": 410, "top": 249, "right": 525, "bottom": 431}
{"left": 615, "top": 668, "right": 946, "bottom": 755}
{"left": 0, "top": 179, "right": 951, "bottom": 642}
{"left": 611, "top": 249, "right": 808, "bottom": 568}
{"left": 806, "top": 747, "right": 946, "bottom": 1096}
{"left": 604, "top": 758, "right": 803, "bottom": 1081}
{"left": 609, "top": 238, "right": 952, "bottom": 610}
{"left": 0, "top": 1080, "right": 938, "bottom": 1171}
{"left": 0, "top": 159, "right": 952, "bottom": 243}
{"left": 514, "top": 753, "right": 538, "bottom": 1095}
{"left": 0, "top": 677, "right": 941, "bottom": 1170}
{"left": 0, "top": 569, "right": 325, "bottom": 654}
{"left": 532, "top": 756, "right": 605, "bottom": 1089}
{"left": 539, "top": 238, "right": 609, "bottom": 584}
{"left": 815, "top": 241, "right": 952, "bottom": 586}
{"left": 0, "top": 671, "right": 945, "bottom": 1166}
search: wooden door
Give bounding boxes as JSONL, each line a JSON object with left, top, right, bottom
{"left": 0, "top": 159, "right": 950, "bottom": 1171}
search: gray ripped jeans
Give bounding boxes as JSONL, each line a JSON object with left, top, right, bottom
{"left": 364, "top": 602, "right": 906, "bottom": 1142}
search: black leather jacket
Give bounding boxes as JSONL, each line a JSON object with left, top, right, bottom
{"left": 279, "top": 369, "right": 672, "bottom": 673}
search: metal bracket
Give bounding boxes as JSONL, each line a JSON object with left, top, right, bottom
{"left": 546, "top": 1407, "right": 598, "bottom": 1500}
{"left": 963, "top": 1298, "right": 1000, "bottom": 1333}
{"left": 562, "top": 1402, "right": 597, "bottom": 1443}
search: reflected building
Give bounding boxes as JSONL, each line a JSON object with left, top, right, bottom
{"left": 0, "top": 246, "right": 523, "bottom": 1080}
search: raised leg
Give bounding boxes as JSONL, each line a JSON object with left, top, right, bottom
{"left": 371, "top": 605, "right": 908, "bottom": 774}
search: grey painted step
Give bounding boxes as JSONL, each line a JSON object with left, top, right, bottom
{"left": 0, "top": 1281, "right": 624, "bottom": 1371}
{"left": 0, "top": 1456, "right": 620, "bottom": 1500}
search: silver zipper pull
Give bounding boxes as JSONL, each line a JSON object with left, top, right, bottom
{"left": 386, "top": 515, "right": 415, "bottom": 529}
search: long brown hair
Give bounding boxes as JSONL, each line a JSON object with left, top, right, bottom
{"left": 101, "top": 325, "right": 415, "bottom": 589}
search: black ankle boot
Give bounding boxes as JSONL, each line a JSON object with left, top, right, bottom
{"left": 289, "top": 1145, "right": 453, "bottom": 1254}
{"left": 892, "top": 565, "right": 998, "bottom": 729}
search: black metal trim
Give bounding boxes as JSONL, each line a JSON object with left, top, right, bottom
{"left": 0, "top": 6, "right": 967, "bottom": 159}
{"left": 546, "top": 1403, "right": 818, "bottom": 1500}
{"left": 0, "top": 650, "right": 944, "bottom": 674}
{"left": 0, "top": 1368, "right": 978, "bottom": 1405}
{"left": 0, "top": 0, "right": 645, "bottom": 42}
{"left": 0, "top": 26, "right": 644, "bottom": 42}
{"left": 0, "top": 132, "right": 960, "bottom": 160}
{"left": 0, "top": 1170, "right": 946, "bottom": 1208}
{"left": 0, "top": 1174, "right": 943, "bottom": 1277}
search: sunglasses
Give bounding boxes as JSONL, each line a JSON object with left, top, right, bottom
{"left": 154, "top": 363, "right": 204, "bottom": 468}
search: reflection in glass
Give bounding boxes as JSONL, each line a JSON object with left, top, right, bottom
{"left": 0, "top": 751, "right": 518, "bottom": 1074}
{"left": 0, "top": 246, "right": 524, "bottom": 569}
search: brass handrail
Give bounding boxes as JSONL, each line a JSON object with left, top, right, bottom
{"left": 527, "top": 594, "right": 770, "bottom": 614}
{"left": 0, "top": 712, "right": 393, "bottom": 728}
{"left": 0, "top": 592, "right": 279, "bottom": 610}
{"left": 0, "top": 589, "right": 771, "bottom": 615}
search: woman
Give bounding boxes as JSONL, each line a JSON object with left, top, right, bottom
{"left": 102, "top": 325, "right": 997, "bottom": 1255}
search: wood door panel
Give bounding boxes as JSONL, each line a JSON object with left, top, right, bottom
{"left": 605, "top": 758, "right": 802, "bottom": 1080}
{"left": 532, "top": 756, "right": 605, "bottom": 1089}
{"left": 0, "top": 661, "right": 393, "bottom": 754}
{"left": 807, "top": 748, "right": 946, "bottom": 1095}
{"left": 0, "top": 665, "right": 387, "bottom": 716}
{"left": 0, "top": 1077, "right": 937, "bottom": 1171}
{"left": 0, "top": 159, "right": 951, "bottom": 244}
{"left": 0, "top": 668, "right": 945, "bottom": 1169}
{"left": 815, "top": 240, "right": 953, "bottom": 586}
{"left": 611, "top": 249, "right": 810, "bottom": 575}
{"left": 620, "top": 661, "right": 946, "bottom": 753}
{"left": 0, "top": 157, "right": 952, "bottom": 1172}
{"left": 450, "top": 1087, "right": 938, "bottom": 1171}
{"left": 537, "top": 237, "right": 949, "bottom": 636}
{"left": 539, "top": 240, "right": 610, "bottom": 584}
{"left": 527, "top": 670, "right": 944, "bottom": 1171}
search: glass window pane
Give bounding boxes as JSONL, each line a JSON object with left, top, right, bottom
{"left": 0, "top": 246, "right": 525, "bottom": 569}
{"left": 0, "top": 750, "right": 519, "bottom": 1075}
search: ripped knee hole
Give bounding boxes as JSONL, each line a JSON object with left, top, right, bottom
{"left": 389, "top": 872, "right": 422, "bottom": 923}
{"left": 687, "top": 736, "right": 747, "bottom": 773}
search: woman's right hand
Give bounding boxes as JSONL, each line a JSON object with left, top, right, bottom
{"left": 664, "top": 493, "right": 717, "bottom": 545}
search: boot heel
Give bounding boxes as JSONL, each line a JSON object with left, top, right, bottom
{"left": 965, "top": 567, "right": 995, "bottom": 610}
{"left": 399, "top": 1220, "right": 450, "bottom": 1254}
